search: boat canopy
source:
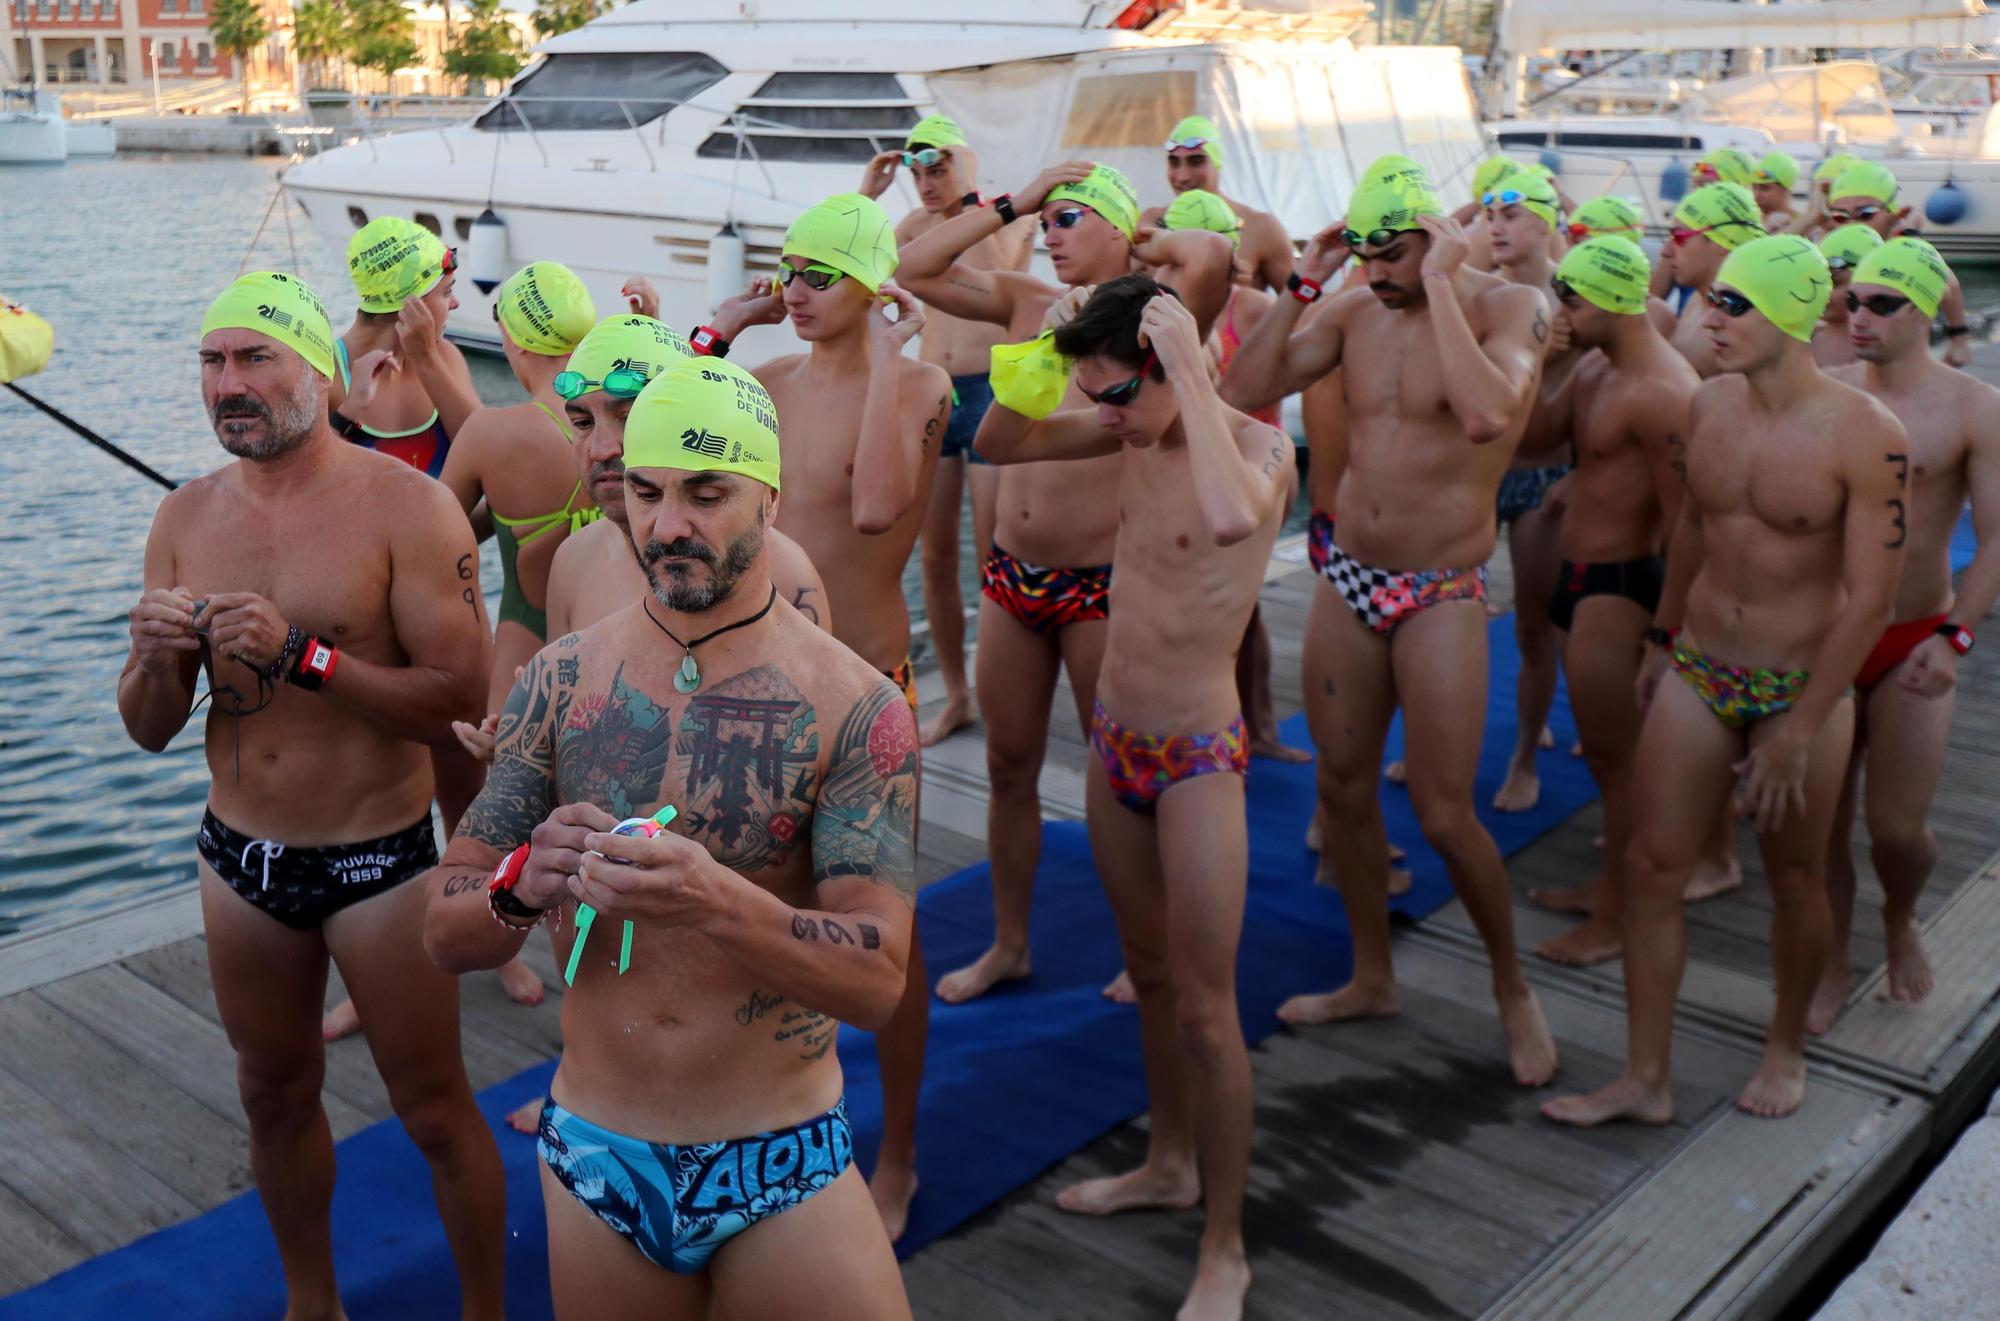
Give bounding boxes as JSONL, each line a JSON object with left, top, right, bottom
{"left": 1685, "top": 63, "right": 1904, "bottom": 148}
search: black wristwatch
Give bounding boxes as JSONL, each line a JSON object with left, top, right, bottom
{"left": 1945, "top": 324, "right": 1971, "bottom": 338}
{"left": 992, "top": 193, "right": 1016, "bottom": 226}
{"left": 329, "top": 410, "right": 368, "bottom": 442}
{"left": 1938, "top": 622, "right": 1975, "bottom": 655}
{"left": 960, "top": 190, "right": 982, "bottom": 210}
{"left": 1645, "top": 627, "right": 1678, "bottom": 650}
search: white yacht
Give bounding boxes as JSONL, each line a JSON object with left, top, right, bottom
{"left": 282, "top": 0, "right": 1487, "bottom": 360}
{"left": 0, "top": 87, "right": 68, "bottom": 164}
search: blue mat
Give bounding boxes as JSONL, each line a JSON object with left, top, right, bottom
{"left": 4, "top": 609, "right": 1598, "bottom": 1319}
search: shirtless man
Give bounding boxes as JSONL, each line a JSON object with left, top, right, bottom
{"left": 1483, "top": 165, "right": 1571, "bottom": 813}
{"left": 692, "top": 192, "right": 945, "bottom": 1240}
{"left": 1544, "top": 234, "right": 1907, "bottom": 1125}
{"left": 125, "top": 273, "right": 503, "bottom": 1317}
{"left": 1752, "top": 151, "right": 1801, "bottom": 230}
{"left": 980, "top": 274, "right": 1292, "bottom": 1321}
{"left": 1526, "top": 238, "right": 1700, "bottom": 965}
{"left": 1221, "top": 168, "right": 1559, "bottom": 1085}
{"left": 1825, "top": 164, "right": 1976, "bottom": 370}
{"left": 1144, "top": 115, "right": 1296, "bottom": 293}
{"left": 1811, "top": 225, "right": 1884, "bottom": 370}
{"left": 898, "top": 162, "right": 1230, "bottom": 1006}
{"left": 423, "top": 357, "right": 916, "bottom": 1319}
{"left": 1808, "top": 238, "right": 2000, "bottom": 1034}
{"left": 1664, "top": 183, "right": 1766, "bottom": 379}
{"left": 1789, "top": 152, "right": 1862, "bottom": 239}
{"left": 859, "top": 116, "right": 1036, "bottom": 743}
{"left": 1567, "top": 196, "right": 1679, "bottom": 337}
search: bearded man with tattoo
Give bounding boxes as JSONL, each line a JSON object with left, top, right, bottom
{"left": 423, "top": 357, "right": 918, "bottom": 1319}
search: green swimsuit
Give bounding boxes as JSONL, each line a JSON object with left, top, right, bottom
{"left": 491, "top": 401, "right": 597, "bottom": 640}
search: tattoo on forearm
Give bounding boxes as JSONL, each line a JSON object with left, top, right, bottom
{"left": 457, "top": 553, "right": 478, "bottom": 619}
{"left": 775, "top": 1005, "right": 835, "bottom": 1061}
{"left": 823, "top": 919, "right": 855, "bottom": 945}
{"left": 734, "top": 988, "right": 784, "bottom": 1026}
{"left": 811, "top": 682, "right": 919, "bottom": 899}
{"left": 460, "top": 653, "right": 562, "bottom": 848}
{"left": 946, "top": 274, "right": 991, "bottom": 297}
{"left": 1260, "top": 443, "right": 1285, "bottom": 479}
{"left": 441, "top": 869, "right": 487, "bottom": 898}
{"left": 791, "top": 913, "right": 819, "bottom": 941}
{"left": 1887, "top": 497, "right": 1908, "bottom": 549}
{"left": 1885, "top": 452, "right": 1909, "bottom": 490}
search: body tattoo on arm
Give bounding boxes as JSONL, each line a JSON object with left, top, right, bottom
{"left": 810, "top": 681, "right": 919, "bottom": 900}
{"left": 1885, "top": 451, "right": 1910, "bottom": 548}
{"left": 458, "top": 649, "right": 566, "bottom": 849}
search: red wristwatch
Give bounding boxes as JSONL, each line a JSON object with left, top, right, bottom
{"left": 290, "top": 636, "right": 338, "bottom": 691}
{"left": 1286, "top": 272, "right": 1323, "bottom": 304}
{"left": 1938, "top": 623, "right": 1975, "bottom": 656}
{"left": 487, "top": 843, "right": 544, "bottom": 928}
{"left": 689, "top": 325, "right": 731, "bottom": 358}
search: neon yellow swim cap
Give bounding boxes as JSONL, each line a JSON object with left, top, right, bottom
{"left": 1853, "top": 236, "right": 1951, "bottom": 319}
{"left": 1831, "top": 162, "right": 1898, "bottom": 205}
{"left": 1047, "top": 165, "right": 1141, "bottom": 243}
{"left": 1472, "top": 155, "right": 1517, "bottom": 198}
{"left": 1695, "top": 147, "right": 1757, "bottom": 190}
{"left": 1360, "top": 154, "right": 1431, "bottom": 193}
{"left": 989, "top": 333, "right": 1073, "bottom": 420}
{"left": 1556, "top": 236, "right": 1650, "bottom": 316}
{"left": 1716, "top": 234, "right": 1832, "bottom": 342}
{"left": 1819, "top": 223, "right": 1885, "bottom": 272}
{"left": 347, "top": 217, "right": 451, "bottom": 314}
{"left": 1754, "top": 150, "right": 1800, "bottom": 190}
{"left": 1814, "top": 152, "right": 1862, "bottom": 187}
{"left": 1346, "top": 176, "right": 1443, "bottom": 246}
{"left": 1167, "top": 115, "right": 1223, "bottom": 165}
{"left": 905, "top": 115, "right": 967, "bottom": 151}
{"left": 0, "top": 294, "right": 53, "bottom": 384}
{"left": 1568, "top": 195, "right": 1643, "bottom": 239}
{"left": 782, "top": 193, "right": 899, "bottom": 294}
{"left": 1674, "top": 183, "right": 1764, "bottom": 251}
{"left": 495, "top": 263, "right": 596, "bottom": 357}
{"left": 199, "top": 272, "right": 338, "bottom": 380}
{"left": 566, "top": 315, "right": 690, "bottom": 396}
{"left": 1162, "top": 189, "right": 1243, "bottom": 249}
{"left": 623, "top": 357, "right": 782, "bottom": 491}
{"left": 1485, "top": 165, "right": 1559, "bottom": 230}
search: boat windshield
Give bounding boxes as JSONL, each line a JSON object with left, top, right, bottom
{"left": 475, "top": 52, "right": 729, "bottom": 133}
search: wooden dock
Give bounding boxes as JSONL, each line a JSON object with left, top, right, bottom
{"left": 6, "top": 453, "right": 2000, "bottom": 1319}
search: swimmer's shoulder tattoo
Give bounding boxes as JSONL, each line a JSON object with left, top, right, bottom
{"left": 461, "top": 650, "right": 564, "bottom": 847}
{"left": 811, "top": 680, "right": 918, "bottom": 900}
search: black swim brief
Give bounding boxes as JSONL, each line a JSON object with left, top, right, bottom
{"left": 943, "top": 372, "right": 993, "bottom": 465}
{"left": 1548, "top": 556, "right": 1665, "bottom": 633}
{"left": 197, "top": 808, "right": 438, "bottom": 930}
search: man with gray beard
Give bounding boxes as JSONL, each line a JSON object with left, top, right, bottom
{"left": 120, "top": 273, "right": 506, "bottom": 1318}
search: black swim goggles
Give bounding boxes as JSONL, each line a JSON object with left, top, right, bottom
{"left": 1704, "top": 288, "right": 1755, "bottom": 318}
{"left": 1341, "top": 224, "right": 1419, "bottom": 251}
{"left": 1078, "top": 351, "right": 1156, "bottom": 408}
{"left": 775, "top": 260, "right": 847, "bottom": 291}
{"left": 1549, "top": 276, "right": 1584, "bottom": 308}
{"left": 553, "top": 366, "right": 649, "bottom": 400}
{"left": 1846, "top": 290, "right": 1912, "bottom": 317}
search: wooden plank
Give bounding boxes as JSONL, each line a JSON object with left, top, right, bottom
{"left": 0, "top": 889, "right": 202, "bottom": 999}
{"left": 0, "top": 1177, "right": 89, "bottom": 1296}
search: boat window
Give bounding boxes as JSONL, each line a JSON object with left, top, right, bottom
{"left": 1496, "top": 129, "right": 1705, "bottom": 151}
{"left": 474, "top": 53, "right": 729, "bottom": 133}
{"left": 348, "top": 205, "right": 368, "bottom": 228}
{"left": 454, "top": 216, "right": 473, "bottom": 242}
{"left": 414, "top": 212, "right": 442, "bottom": 236}
{"left": 697, "top": 73, "right": 918, "bottom": 164}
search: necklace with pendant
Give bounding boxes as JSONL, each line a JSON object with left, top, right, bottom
{"left": 643, "top": 586, "right": 779, "bottom": 693}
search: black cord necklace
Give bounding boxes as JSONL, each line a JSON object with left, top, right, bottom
{"left": 643, "top": 586, "right": 779, "bottom": 693}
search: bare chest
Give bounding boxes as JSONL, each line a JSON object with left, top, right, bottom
{"left": 175, "top": 500, "right": 398, "bottom": 645}
{"left": 1343, "top": 309, "right": 1450, "bottom": 420}
{"left": 1689, "top": 425, "right": 1843, "bottom": 533}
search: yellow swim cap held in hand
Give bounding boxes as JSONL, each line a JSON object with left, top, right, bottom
{"left": 496, "top": 262, "right": 597, "bottom": 357}
{"left": 1556, "top": 237, "right": 1650, "bottom": 316}
{"left": 989, "top": 333, "right": 1073, "bottom": 420}
{"left": 566, "top": 315, "right": 691, "bottom": 396}
{"left": 1716, "top": 234, "right": 1833, "bottom": 342}
{"left": 1819, "top": 223, "right": 1885, "bottom": 271}
{"left": 1047, "top": 165, "right": 1141, "bottom": 243}
{"left": 783, "top": 193, "right": 899, "bottom": 295}
{"left": 1674, "top": 183, "right": 1765, "bottom": 251}
{"left": 1162, "top": 189, "right": 1243, "bottom": 249}
{"left": 1167, "top": 115, "right": 1223, "bottom": 165}
{"left": 200, "top": 272, "right": 338, "bottom": 380}
{"left": 0, "top": 294, "right": 54, "bottom": 384}
{"left": 347, "top": 217, "right": 451, "bottom": 314}
{"left": 624, "top": 357, "right": 782, "bottom": 491}
{"left": 1755, "top": 150, "right": 1800, "bottom": 190}
{"left": 905, "top": 114, "right": 968, "bottom": 150}
{"left": 1831, "top": 162, "right": 1898, "bottom": 205}
{"left": 1853, "top": 236, "right": 1951, "bottom": 319}
{"left": 1568, "top": 195, "right": 1643, "bottom": 238}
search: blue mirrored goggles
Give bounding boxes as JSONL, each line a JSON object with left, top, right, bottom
{"left": 1483, "top": 188, "right": 1532, "bottom": 207}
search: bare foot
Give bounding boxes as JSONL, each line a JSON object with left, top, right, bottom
{"left": 1102, "top": 969, "right": 1137, "bottom": 1004}
{"left": 497, "top": 957, "right": 545, "bottom": 1008}
{"left": 920, "top": 694, "right": 974, "bottom": 746}
{"left": 1542, "top": 1075, "right": 1674, "bottom": 1127}
{"left": 321, "top": 998, "right": 361, "bottom": 1043}
{"left": 1388, "top": 867, "right": 1413, "bottom": 897}
{"left": 505, "top": 1097, "right": 543, "bottom": 1136}
{"left": 1056, "top": 1162, "right": 1200, "bottom": 1217}
{"left": 1178, "top": 1245, "right": 1252, "bottom": 1321}
{"left": 1683, "top": 854, "right": 1743, "bottom": 902}
{"left": 936, "top": 945, "right": 1032, "bottom": 1004}
{"left": 1570, "top": 740, "right": 1583, "bottom": 757}
{"left": 1528, "top": 883, "right": 1596, "bottom": 915}
{"left": 1277, "top": 981, "right": 1400, "bottom": 1026}
{"left": 1534, "top": 916, "right": 1621, "bottom": 967}
{"left": 1492, "top": 764, "right": 1541, "bottom": 813}
{"left": 870, "top": 1157, "right": 919, "bottom": 1243}
{"left": 1884, "top": 917, "right": 1935, "bottom": 1004}
{"left": 1736, "top": 1050, "right": 1807, "bottom": 1118}
{"left": 1389, "top": 842, "right": 1407, "bottom": 863}
{"left": 1384, "top": 760, "right": 1407, "bottom": 785}
{"left": 1499, "top": 988, "right": 1559, "bottom": 1086}
{"left": 1251, "top": 736, "right": 1312, "bottom": 764}
{"left": 1538, "top": 725, "right": 1555, "bottom": 750}
{"left": 1806, "top": 961, "right": 1851, "bottom": 1037}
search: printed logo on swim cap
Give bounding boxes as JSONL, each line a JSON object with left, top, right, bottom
{"left": 681, "top": 428, "right": 729, "bottom": 459}
{"left": 258, "top": 304, "right": 294, "bottom": 330}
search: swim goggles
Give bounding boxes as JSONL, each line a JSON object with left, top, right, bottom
{"left": 1341, "top": 225, "right": 1419, "bottom": 250}
{"left": 1549, "top": 276, "right": 1583, "bottom": 308}
{"left": 775, "top": 260, "right": 847, "bottom": 291}
{"left": 1164, "top": 137, "right": 1214, "bottom": 153}
{"left": 1846, "top": 290, "right": 1912, "bottom": 317}
{"left": 1830, "top": 204, "right": 1885, "bottom": 224}
{"left": 1671, "top": 221, "right": 1754, "bottom": 246}
{"left": 901, "top": 147, "right": 947, "bottom": 168}
{"left": 1079, "top": 351, "right": 1156, "bottom": 408}
{"left": 553, "top": 366, "right": 649, "bottom": 400}
{"left": 1041, "top": 207, "right": 1092, "bottom": 234}
{"left": 1704, "top": 288, "right": 1755, "bottom": 318}
{"left": 1824, "top": 254, "right": 1862, "bottom": 273}
{"left": 1482, "top": 188, "right": 1534, "bottom": 207}
{"left": 1567, "top": 220, "right": 1635, "bottom": 241}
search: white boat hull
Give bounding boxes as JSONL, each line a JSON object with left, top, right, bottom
{"left": 0, "top": 114, "right": 66, "bottom": 164}
{"left": 65, "top": 120, "right": 117, "bottom": 156}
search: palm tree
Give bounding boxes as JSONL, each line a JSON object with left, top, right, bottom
{"left": 207, "top": 0, "right": 272, "bottom": 111}
{"left": 292, "top": 0, "right": 349, "bottom": 91}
